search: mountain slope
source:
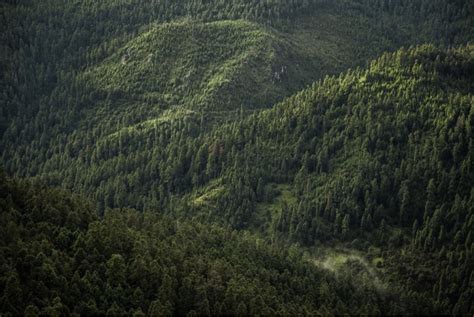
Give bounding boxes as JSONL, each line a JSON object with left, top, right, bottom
{"left": 85, "top": 19, "right": 314, "bottom": 111}
{"left": 0, "top": 1, "right": 473, "bottom": 314}
{"left": 5, "top": 45, "right": 471, "bottom": 314}
{"left": 181, "top": 44, "right": 474, "bottom": 314}
{"left": 2, "top": 0, "right": 473, "bottom": 186}
{"left": 2, "top": 0, "right": 473, "bottom": 194}
{"left": 0, "top": 173, "right": 416, "bottom": 315}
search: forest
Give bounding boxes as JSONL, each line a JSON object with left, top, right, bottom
{"left": 1, "top": 0, "right": 473, "bottom": 315}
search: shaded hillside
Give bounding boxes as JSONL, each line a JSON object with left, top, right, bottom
{"left": 182, "top": 44, "right": 474, "bottom": 314}
{"left": 0, "top": 2, "right": 473, "bottom": 315}
{"left": 2, "top": 0, "right": 473, "bottom": 191}
{"left": 0, "top": 173, "right": 420, "bottom": 315}
{"left": 189, "top": 44, "right": 473, "bottom": 242}
{"left": 3, "top": 44, "right": 472, "bottom": 314}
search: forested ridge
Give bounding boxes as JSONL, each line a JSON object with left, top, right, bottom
{"left": 1, "top": 0, "right": 473, "bottom": 315}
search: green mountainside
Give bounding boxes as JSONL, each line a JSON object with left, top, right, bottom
{"left": 2, "top": 0, "right": 472, "bottom": 198}
{"left": 2, "top": 43, "right": 472, "bottom": 315}
{"left": 183, "top": 44, "right": 474, "bottom": 313}
{"left": 1, "top": 0, "right": 473, "bottom": 315}
{"left": 85, "top": 19, "right": 313, "bottom": 111}
{"left": 2, "top": 0, "right": 473, "bottom": 126}
{"left": 1, "top": 173, "right": 419, "bottom": 315}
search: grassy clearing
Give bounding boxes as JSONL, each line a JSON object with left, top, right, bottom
{"left": 254, "top": 183, "right": 296, "bottom": 232}
{"left": 191, "top": 179, "right": 224, "bottom": 209}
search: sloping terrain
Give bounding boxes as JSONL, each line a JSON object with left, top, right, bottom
{"left": 2, "top": 0, "right": 473, "bottom": 179}
{"left": 180, "top": 44, "right": 474, "bottom": 313}
{"left": 0, "top": 173, "right": 413, "bottom": 315}
{"left": 1, "top": 0, "right": 473, "bottom": 315}
{"left": 85, "top": 19, "right": 313, "bottom": 111}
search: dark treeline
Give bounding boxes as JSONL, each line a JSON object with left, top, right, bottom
{"left": 0, "top": 172, "right": 423, "bottom": 315}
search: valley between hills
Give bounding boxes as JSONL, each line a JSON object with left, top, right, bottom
{"left": 1, "top": 0, "right": 473, "bottom": 315}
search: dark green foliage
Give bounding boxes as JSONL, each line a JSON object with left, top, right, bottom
{"left": 2, "top": 43, "right": 471, "bottom": 315}
{"left": 0, "top": 174, "right": 419, "bottom": 315}
{"left": 201, "top": 44, "right": 473, "bottom": 313}
{"left": 2, "top": 0, "right": 473, "bottom": 206}
{"left": 177, "top": 44, "right": 473, "bottom": 313}
{"left": 1, "top": 0, "right": 473, "bottom": 315}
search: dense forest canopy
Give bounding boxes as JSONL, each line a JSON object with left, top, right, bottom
{"left": 0, "top": 0, "right": 473, "bottom": 315}
{"left": 1, "top": 172, "right": 431, "bottom": 315}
